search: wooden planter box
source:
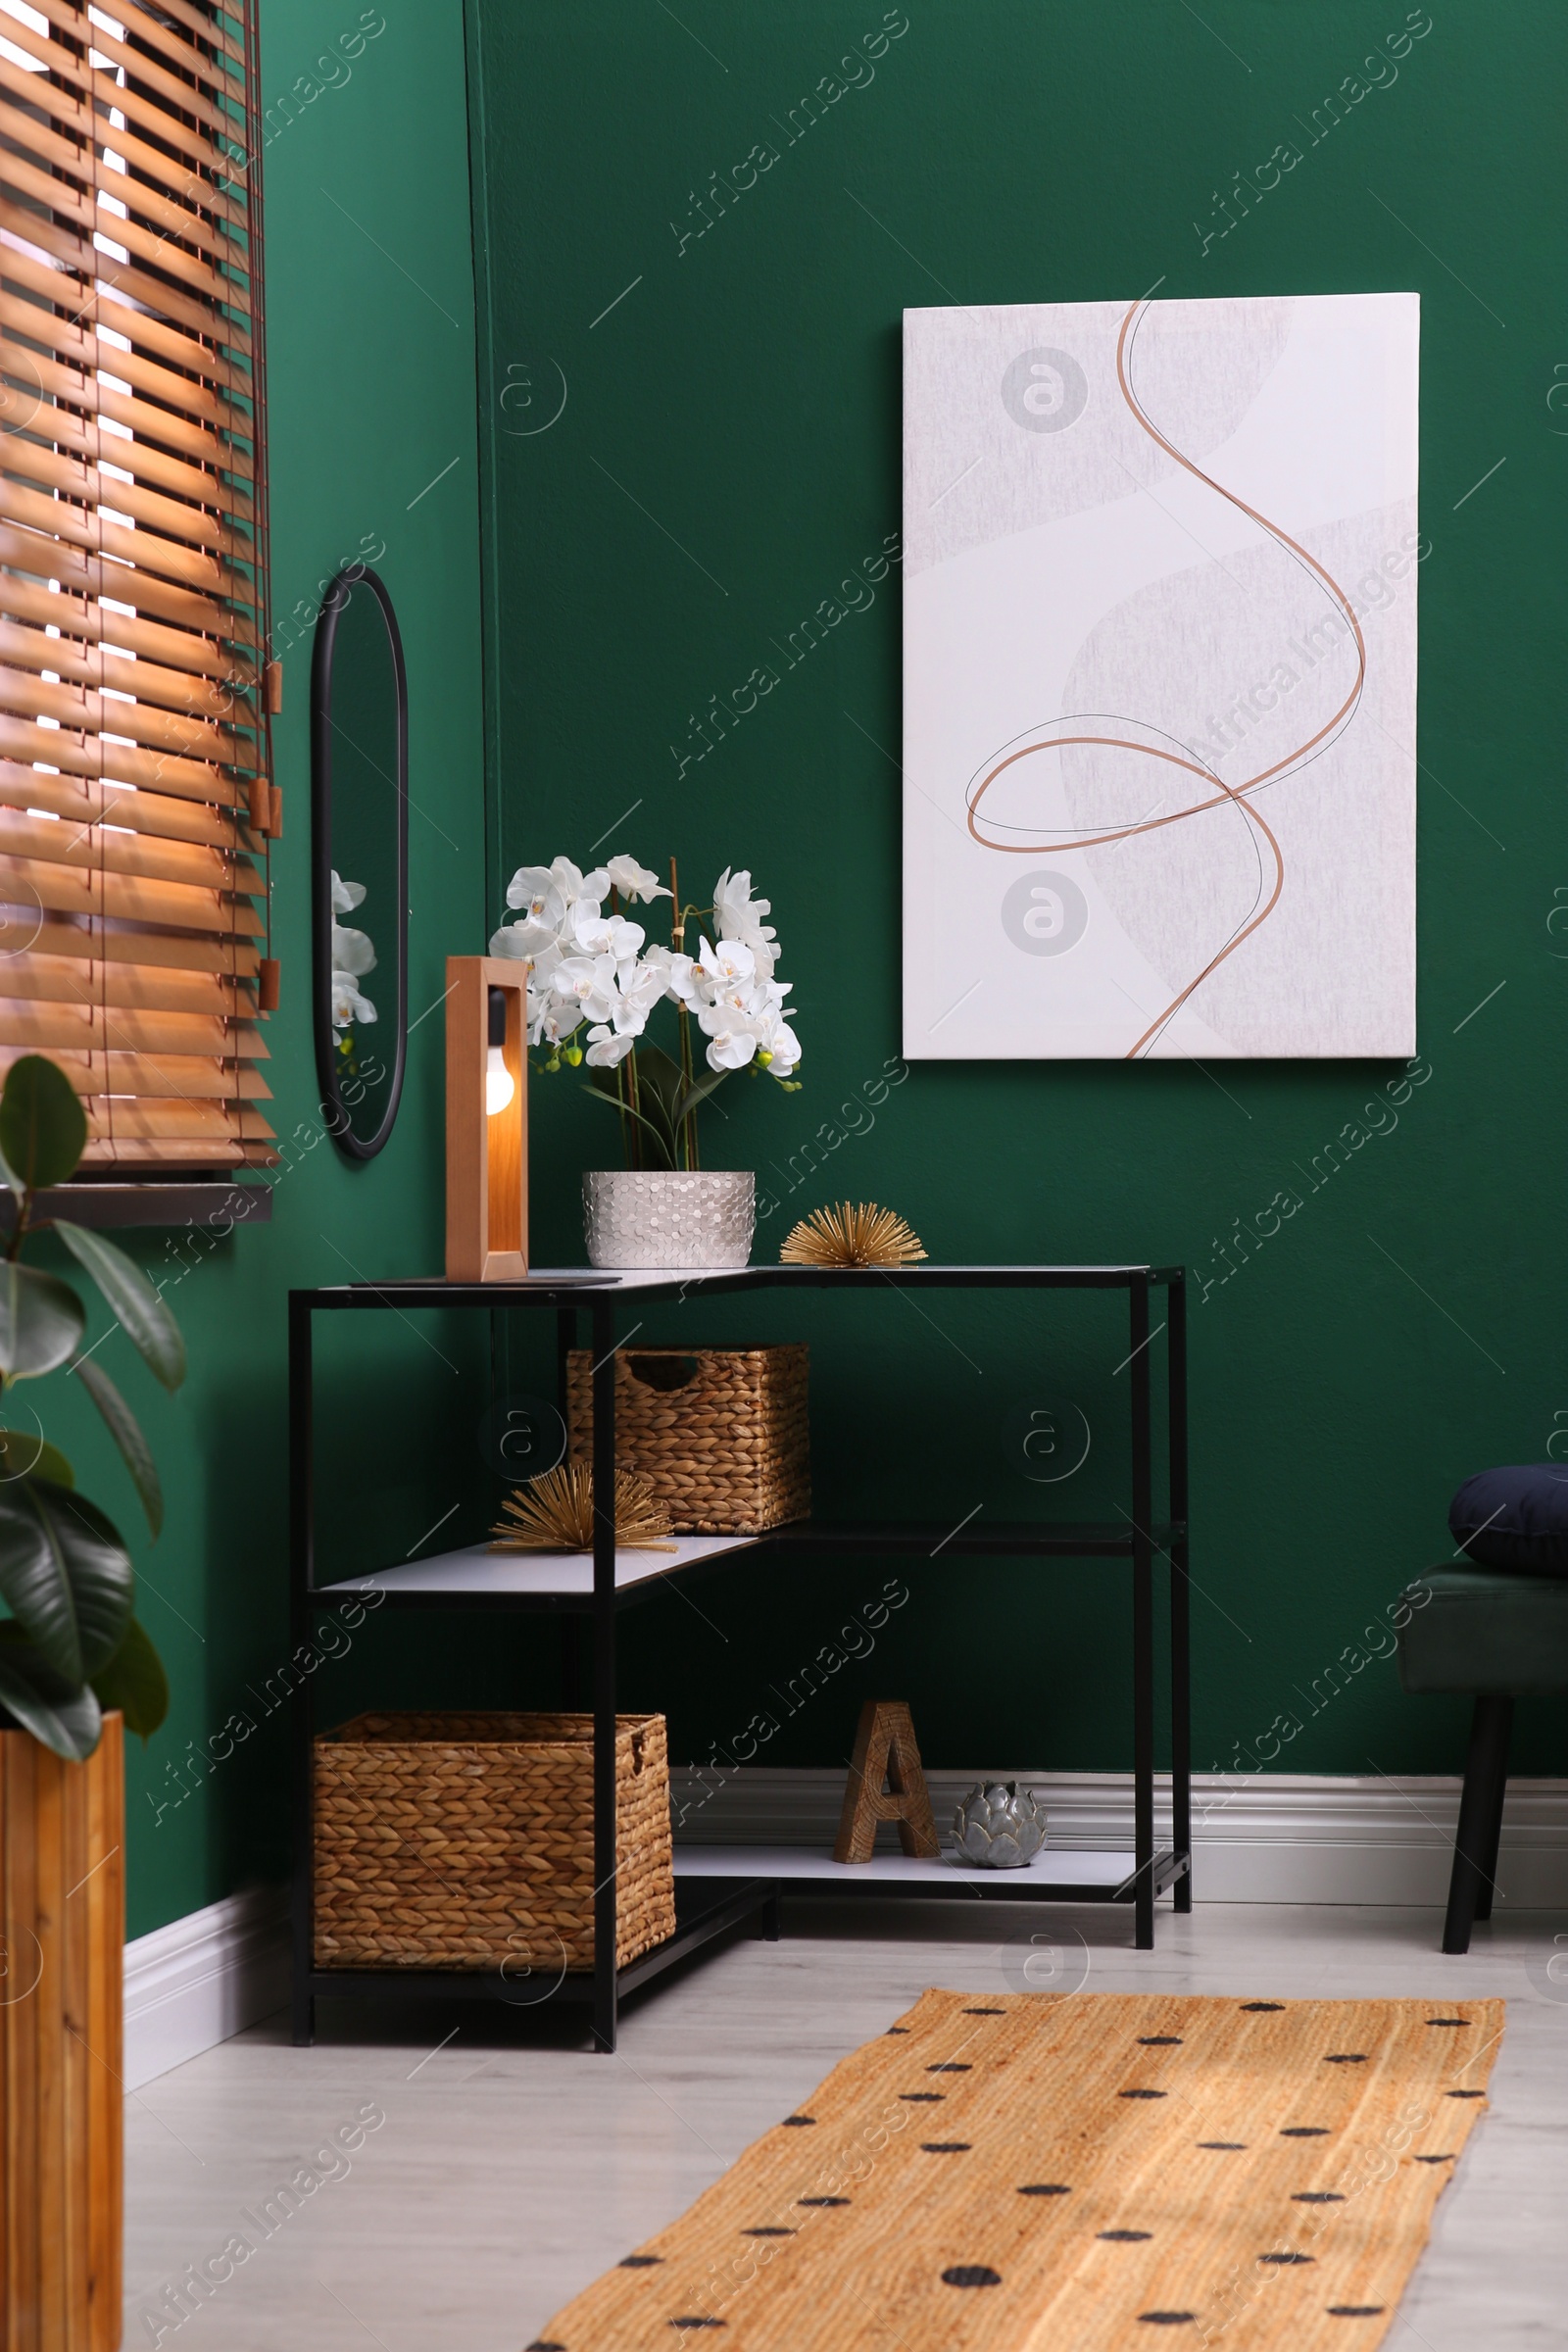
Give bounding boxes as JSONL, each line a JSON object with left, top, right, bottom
{"left": 313, "top": 1711, "right": 674, "bottom": 1972}
{"left": 566, "top": 1344, "right": 810, "bottom": 1533}
{"left": 0, "top": 1714, "right": 123, "bottom": 2352}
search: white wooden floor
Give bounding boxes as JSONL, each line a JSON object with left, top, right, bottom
{"left": 123, "top": 1900, "right": 1568, "bottom": 2350}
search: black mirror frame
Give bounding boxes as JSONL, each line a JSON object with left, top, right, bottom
{"left": 310, "top": 564, "right": 410, "bottom": 1162}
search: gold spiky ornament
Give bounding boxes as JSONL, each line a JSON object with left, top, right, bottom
{"left": 490, "top": 1463, "right": 677, "bottom": 1552}
{"left": 779, "top": 1201, "right": 928, "bottom": 1269}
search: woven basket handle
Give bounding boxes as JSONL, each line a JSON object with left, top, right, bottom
{"left": 631, "top": 1726, "right": 647, "bottom": 1774}
{"left": 625, "top": 1353, "right": 701, "bottom": 1394}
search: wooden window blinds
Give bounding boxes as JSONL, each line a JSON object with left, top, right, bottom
{"left": 0, "top": 0, "right": 275, "bottom": 1171}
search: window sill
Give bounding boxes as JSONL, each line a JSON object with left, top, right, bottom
{"left": 0, "top": 1183, "right": 273, "bottom": 1231}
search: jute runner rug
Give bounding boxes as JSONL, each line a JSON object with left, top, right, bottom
{"left": 527, "top": 1989, "right": 1502, "bottom": 2350}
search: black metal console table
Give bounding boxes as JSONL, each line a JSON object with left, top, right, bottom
{"left": 289, "top": 1264, "right": 1190, "bottom": 2053}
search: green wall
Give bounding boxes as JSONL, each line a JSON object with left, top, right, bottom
{"left": 466, "top": 1, "right": 1568, "bottom": 1787}
{"left": 50, "top": 0, "right": 489, "bottom": 1939}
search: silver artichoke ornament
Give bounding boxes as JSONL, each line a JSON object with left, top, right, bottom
{"left": 951, "top": 1782, "right": 1048, "bottom": 1869}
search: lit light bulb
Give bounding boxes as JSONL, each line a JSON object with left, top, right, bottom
{"left": 485, "top": 1046, "right": 514, "bottom": 1116}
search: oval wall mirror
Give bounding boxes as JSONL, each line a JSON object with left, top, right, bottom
{"left": 311, "top": 567, "right": 409, "bottom": 1159}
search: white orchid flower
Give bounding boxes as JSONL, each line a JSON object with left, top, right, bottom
{"left": 530, "top": 994, "right": 582, "bottom": 1048}
{"left": 330, "top": 920, "right": 375, "bottom": 978}
{"left": 330, "top": 870, "right": 367, "bottom": 915}
{"left": 501, "top": 865, "right": 568, "bottom": 955}
{"left": 548, "top": 856, "right": 590, "bottom": 905}
{"left": 613, "top": 961, "right": 665, "bottom": 1033}
{"left": 569, "top": 903, "right": 646, "bottom": 963}
{"left": 552, "top": 953, "right": 621, "bottom": 1026}
{"left": 699, "top": 1008, "right": 762, "bottom": 1071}
{"left": 696, "top": 935, "right": 757, "bottom": 992}
{"left": 604, "top": 854, "right": 672, "bottom": 904}
{"left": 330, "top": 973, "right": 376, "bottom": 1028}
{"left": 584, "top": 1023, "right": 636, "bottom": 1067}
{"left": 641, "top": 944, "right": 702, "bottom": 1006}
{"left": 751, "top": 1003, "right": 801, "bottom": 1074}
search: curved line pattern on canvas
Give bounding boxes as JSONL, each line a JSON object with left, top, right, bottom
{"left": 966, "top": 299, "right": 1368, "bottom": 1059}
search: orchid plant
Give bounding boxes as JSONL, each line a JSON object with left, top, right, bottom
{"left": 329, "top": 870, "right": 377, "bottom": 1080}
{"left": 490, "top": 854, "right": 801, "bottom": 1172}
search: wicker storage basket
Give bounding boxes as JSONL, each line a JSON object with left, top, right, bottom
{"left": 566, "top": 1344, "right": 809, "bottom": 1534}
{"left": 313, "top": 1711, "right": 674, "bottom": 1972}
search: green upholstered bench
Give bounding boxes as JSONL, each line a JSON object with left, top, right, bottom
{"left": 1397, "top": 1568, "right": 1568, "bottom": 1953}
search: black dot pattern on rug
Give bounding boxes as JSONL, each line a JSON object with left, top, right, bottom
{"left": 526, "top": 2341, "right": 565, "bottom": 2349}
{"left": 886, "top": 2027, "right": 909, "bottom": 2034}
{"left": 1138, "top": 2313, "right": 1197, "bottom": 2326}
{"left": 922, "top": 2141, "right": 972, "bottom": 2152}
{"left": 1198, "top": 2141, "right": 1247, "bottom": 2151}
{"left": 942, "top": 2266, "right": 1002, "bottom": 2288}
{"left": 1446, "top": 2089, "right": 1485, "bottom": 2099}
{"left": 1099, "top": 2230, "right": 1153, "bottom": 2241}
{"left": 669, "top": 2320, "right": 725, "bottom": 2330}
{"left": 1139, "top": 2035, "right": 1183, "bottom": 2045}
{"left": 1280, "top": 2127, "right": 1331, "bottom": 2137}
{"left": 1120, "top": 2088, "right": 1166, "bottom": 2099}
{"left": 962, "top": 2006, "right": 1004, "bottom": 2015}
{"left": 620, "top": 2256, "right": 663, "bottom": 2268}
{"left": 1323, "top": 2054, "right": 1368, "bottom": 2064}
{"left": 928, "top": 2063, "right": 971, "bottom": 2073}
{"left": 1258, "top": 2252, "right": 1314, "bottom": 2266}
{"left": 1241, "top": 2002, "right": 1285, "bottom": 2012}
{"left": 1327, "top": 2309, "right": 1386, "bottom": 2320}
{"left": 1018, "top": 2183, "right": 1072, "bottom": 2196}
{"left": 798, "top": 2197, "right": 850, "bottom": 2207}
{"left": 781, "top": 2115, "right": 815, "bottom": 2127}
{"left": 1293, "top": 2193, "right": 1345, "bottom": 2204}
{"left": 743, "top": 2228, "right": 795, "bottom": 2236}
{"left": 900, "top": 2092, "right": 944, "bottom": 2102}
{"left": 1426, "top": 2018, "right": 1468, "bottom": 2028}
{"left": 1414, "top": 2154, "right": 1455, "bottom": 2164}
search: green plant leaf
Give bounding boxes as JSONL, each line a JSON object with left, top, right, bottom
{"left": 89, "top": 1615, "right": 169, "bottom": 1740}
{"left": 72, "top": 1358, "right": 162, "bottom": 1536}
{"left": 673, "top": 1064, "right": 730, "bottom": 1126}
{"left": 581, "top": 1077, "right": 678, "bottom": 1172}
{"left": 0, "top": 1478, "right": 131, "bottom": 1683}
{"left": 0, "top": 1428, "right": 74, "bottom": 1487}
{"left": 0, "top": 1628, "right": 102, "bottom": 1760}
{"left": 0, "top": 1055, "right": 86, "bottom": 1191}
{"left": 54, "top": 1223, "right": 185, "bottom": 1392}
{"left": 0, "top": 1263, "right": 86, "bottom": 1381}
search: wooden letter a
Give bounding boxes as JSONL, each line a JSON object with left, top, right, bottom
{"left": 833, "top": 1699, "right": 940, "bottom": 1863}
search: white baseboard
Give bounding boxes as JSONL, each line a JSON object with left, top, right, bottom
{"left": 670, "top": 1768, "right": 1568, "bottom": 1908}
{"left": 123, "top": 1886, "right": 290, "bottom": 2091}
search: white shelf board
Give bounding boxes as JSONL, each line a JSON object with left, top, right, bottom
{"left": 317, "top": 1534, "right": 762, "bottom": 1600}
{"left": 672, "top": 1843, "right": 1138, "bottom": 1889}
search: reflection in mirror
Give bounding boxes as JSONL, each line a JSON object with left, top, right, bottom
{"left": 311, "top": 568, "right": 408, "bottom": 1158}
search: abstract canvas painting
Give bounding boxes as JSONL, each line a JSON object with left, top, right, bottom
{"left": 902, "top": 293, "right": 1420, "bottom": 1059}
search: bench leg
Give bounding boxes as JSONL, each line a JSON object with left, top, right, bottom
{"left": 1443, "top": 1695, "right": 1513, "bottom": 1955}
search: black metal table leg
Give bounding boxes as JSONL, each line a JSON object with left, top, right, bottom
{"left": 591, "top": 1298, "right": 619, "bottom": 2051}
{"left": 1443, "top": 1695, "right": 1513, "bottom": 1955}
{"left": 289, "top": 1293, "right": 317, "bottom": 2046}
{"left": 1473, "top": 1741, "right": 1510, "bottom": 1924}
{"left": 1167, "top": 1272, "right": 1192, "bottom": 1913}
{"left": 1129, "top": 1273, "right": 1155, "bottom": 1950}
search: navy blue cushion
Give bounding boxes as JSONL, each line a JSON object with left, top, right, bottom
{"left": 1449, "top": 1464, "right": 1568, "bottom": 1574}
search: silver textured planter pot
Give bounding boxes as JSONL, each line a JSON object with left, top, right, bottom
{"left": 582, "top": 1169, "right": 756, "bottom": 1269}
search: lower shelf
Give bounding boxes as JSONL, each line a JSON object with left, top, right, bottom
{"left": 674, "top": 1844, "right": 1190, "bottom": 1902}
{"left": 304, "top": 1875, "right": 773, "bottom": 2008}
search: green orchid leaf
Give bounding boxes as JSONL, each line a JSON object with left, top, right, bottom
{"left": 673, "top": 1064, "right": 731, "bottom": 1126}
{"left": 581, "top": 1079, "right": 677, "bottom": 1171}
{"left": 0, "top": 1428, "right": 74, "bottom": 1488}
{"left": 0, "top": 1262, "right": 87, "bottom": 1381}
{"left": 72, "top": 1358, "right": 163, "bottom": 1536}
{"left": 89, "top": 1615, "right": 169, "bottom": 1741}
{"left": 0, "top": 1478, "right": 132, "bottom": 1683}
{"left": 0, "top": 1054, "right": 87, "bottom": 1192}
{"left": 54, "top": 1223, "right": 185, "bottom": 1393}
{"left": 0, "top": 1628, "right": 103, "bottom": 1760}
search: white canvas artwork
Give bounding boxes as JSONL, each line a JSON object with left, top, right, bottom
{"left": 902, "top": 293, "right": 1419, "bottom": 1059}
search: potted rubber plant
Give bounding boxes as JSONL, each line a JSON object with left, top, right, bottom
{"left": 0, "top": 1053, "right": 180, "bottom": 2347}
{"left": 491, "top": 854, "right": 802, "bottom": 1267}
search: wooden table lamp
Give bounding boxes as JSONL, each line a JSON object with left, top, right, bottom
{"left": 445, "top": 956, "right": 527, "bottom": 1280}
